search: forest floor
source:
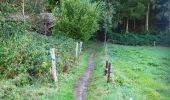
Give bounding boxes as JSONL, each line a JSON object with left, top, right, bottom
{"left": 74, "top": 45, "right": 96, "bottom": 100}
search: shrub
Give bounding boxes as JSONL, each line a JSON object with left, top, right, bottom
{"left": 0, "top": 32, "right": 76, "bottom": 81}
{"left": 0, "top": 21, "right": 28, "bottom": 38}
{"left": 54, "top": 0, "right": 102, "bottom": 40}
{"left": 107, "top": 32, "right": 168, "bottom": 46}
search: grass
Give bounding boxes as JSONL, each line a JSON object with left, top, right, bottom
{"left": 55, "top": 46, "right": 93, "bottom": 100}
{"left": 87, "top": 44, "right": 170, "bottom": 100}
{"left": 0, "top": 45, "right": 93, "bottom": 100}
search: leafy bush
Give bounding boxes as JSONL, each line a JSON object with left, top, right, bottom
{"left": 156, "top": 30, "right": 170, "bottom": 45}
{"left": 54, "top": 0, "right": 101, "bottom": 40}
{"left": 0, "top": 2, "right": 18, "bottom": 14}
{"left": 0, "top": 32, "right": 76, "bottom": 80}
{"left": 108, "top": 31, "right": 170, "bottom": 46}
{"left": 0, "top": 21, "right": 29, "bottom": 38}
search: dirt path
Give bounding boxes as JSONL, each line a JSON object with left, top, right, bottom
{"left": 74, "top": 47, "right": 96, "bottom": 100}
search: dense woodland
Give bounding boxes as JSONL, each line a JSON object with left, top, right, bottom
{"left": 0, "top": 0, "right": 170, "bottom": 99}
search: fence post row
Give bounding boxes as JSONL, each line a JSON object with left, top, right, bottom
{"left": 50, "top": 48, "right": 58, "bottom": 82}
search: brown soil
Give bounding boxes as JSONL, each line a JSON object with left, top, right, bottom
{"left": 74, "top": 47, "right": 96, "bottom": 100}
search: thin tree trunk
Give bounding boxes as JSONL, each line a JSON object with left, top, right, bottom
{"left": 126, "top": 19, "right": 129, "bottom": 33}
{"left": 133, "top": 19, "right": 136, "bottom": 30}
{"left": 146, "top": 1, "right": 150, "bottom": 31}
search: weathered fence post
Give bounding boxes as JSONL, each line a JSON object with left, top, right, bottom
{"left": 107, "top": 62, "right": 111, "bottom": 83}
{"left": 79, "top": 41, "right": 83, "bottom": 53}
{"left": 154, "top": 41, "right": 156, "bottom": 47}
{"left": 104, "top": 61, "right": 108, "bottom": 76}
{"left": 76, "top": 42, "right": 79, "bottom": 61}
{"left": 50, "top": 48, "right": 58, "bottom": 82}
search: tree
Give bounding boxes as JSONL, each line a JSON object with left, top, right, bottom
{"left": 54, "top": 0, "right": 102, "bottom": 40}
{"left": 142, "top": 0, "right": 158, "bottom": 31}
{"left": 158, "top": 1, "right": 170, "bottom": 30}
{"left": 117, "top": 0, "right": 145, "bottom": 33}
{"left": 130, "top": 1, "right": 145, "bottom": 30}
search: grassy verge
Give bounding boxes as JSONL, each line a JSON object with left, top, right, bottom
{"left": 87, "top": 44, "right": 170, "bottom": 100}
{"left": 56, "top": 46, "right": 93, "bottom": 100}
{"left": 0, "top": 45, "right": 92, "bottom": 100}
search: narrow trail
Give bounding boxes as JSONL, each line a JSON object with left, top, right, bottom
{"left": 74, "top": 46, "right": 96, "bottom": 100}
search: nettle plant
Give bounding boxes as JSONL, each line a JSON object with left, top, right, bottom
{"left": 54, "top": 0, "right": 102, "bottom": 40}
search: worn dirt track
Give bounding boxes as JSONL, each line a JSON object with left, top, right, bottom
{"left": 74, "top": 47, "right": 96, "bottom": 100}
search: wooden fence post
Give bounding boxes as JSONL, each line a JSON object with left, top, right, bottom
{"left": 104, "top": 61, "right": 108, "bottom": 76}
{"left": 107, "top": 62, "right": 111, "bottom": 83}
{"left": 76, "top": 42, "right": 79, "bottom": 61}
{"left": 50, "top": 48, "right": 58, "bottom": 82}
{"left": 79, "top": 41, "right": 83, "bottom": 53}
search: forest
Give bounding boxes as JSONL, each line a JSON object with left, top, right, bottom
{"left": 0, "top": 0, "right": 170, "bottom": 100}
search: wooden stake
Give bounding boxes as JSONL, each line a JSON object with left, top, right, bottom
{"left": 79, "top": 41, "right": 83, "bottom": 53}
{"left": 76, "top": 42, "right": 79, "bottom": 61}
{"left": 104, "top": 61, "right": 108, "bottom": 76}
{"left": 50, "top": 48, "right": 58, "bottom": 82}
{"left": 22, "top": 0, "right": 25, "bottom": 23}
{"left": 107, "top": 62, "right": 111, "bottom": 83}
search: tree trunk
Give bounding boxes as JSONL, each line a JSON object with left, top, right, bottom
{"left": 133, "top": 19, "right": 136, "bottom": 30}
{"left": 126, "top": 19, "right": 129, "bottom": 33}
{"left": 146, "top": 1, "right": 150, "bottom": 31}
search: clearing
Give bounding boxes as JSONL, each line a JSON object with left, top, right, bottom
{"left": 87, "top": 44, "right": 170, "bottom": 100}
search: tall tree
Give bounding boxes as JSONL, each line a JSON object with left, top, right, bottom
{"left": 118, "top": 0, "right": 145, "bottom": 33}
{"left": 131, "top": 1, "right": 145, "bottom": 30}
{"left": 143, "top": 0, "right": 158, "bottom": 31}
{"left": 159, "top": 1, "right": 170, "bottom": 30}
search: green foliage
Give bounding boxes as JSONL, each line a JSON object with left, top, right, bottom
{"left": 0, "top": 2, "right": 18, "bottom": 14}
{"left": 156, "top": 30, "right": 170, "bottom": 45}
{"left": 101, "top": 0, "right": 119, "bottom": 33}
{"left": 0, "top": 32, "right": 76, "bottom": 79}
{"left": 118, "top": 0, "right": 145, "bottom": 19}
{"left": 0, "top": 45, "right": 92, "bottom": 100}
{"left": 54, "top": 0, "right": 102, "bottom": 40}
{"left": 25, "top": 0, "right": 47, "bottom": 14}
{"left": 108, "top": 31, "right": 170, "bottom": 46}
{"left": 46, "top": 0, "right": 60, "bottom": 11}
{"left": 0, "top": 21, "right": 28, "bottom": 38}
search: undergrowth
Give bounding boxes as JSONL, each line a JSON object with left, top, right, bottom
{"left": 0, "top": 32, "right": 76, "bottom": 80}
{"left": 0, "top": 42, "right": 93, "bottom": 99}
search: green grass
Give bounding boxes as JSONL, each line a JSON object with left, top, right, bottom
{"left": 55, "top": 47, "right": 93, "bottom": 100}
{"left": 0, "top": 45, "right": 93, "bottom": 100}
{"left": 87, "top": 44, "right": 170, "bottom": 100}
